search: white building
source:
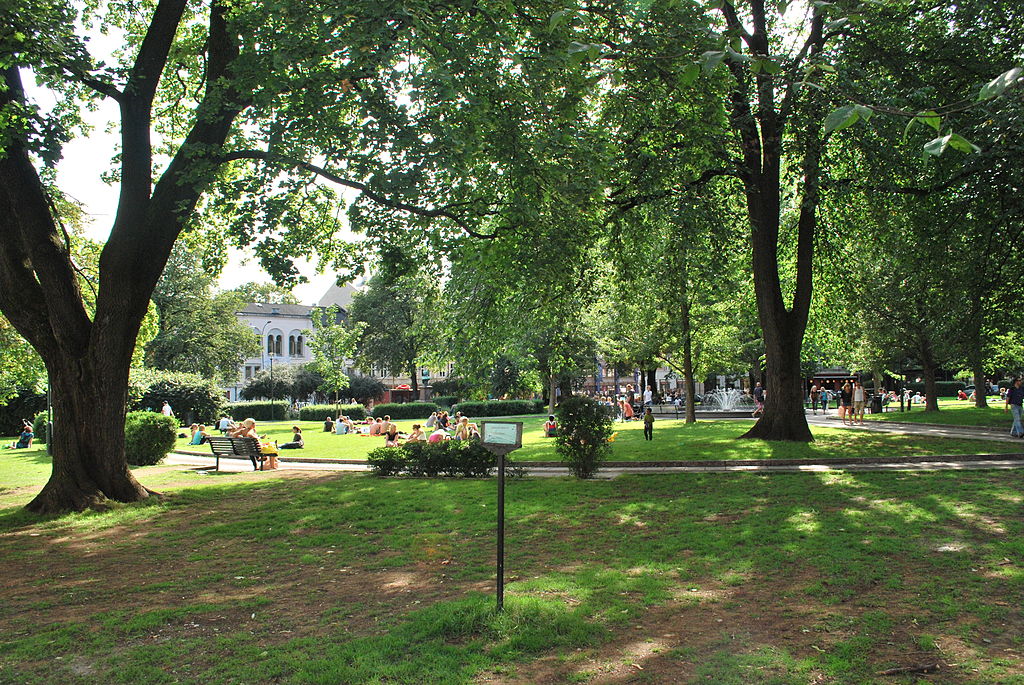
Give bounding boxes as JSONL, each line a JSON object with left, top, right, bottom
{"left": 224, "top": 283, "right": 358, "bottom": 402}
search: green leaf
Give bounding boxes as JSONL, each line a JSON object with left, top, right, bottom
{"left": 947, "top": 132, "right": 981, "bottom": 154}
{"left": 918, "top": 110, "right": 941, "bottom": 132}
{"left": 776, "top": 1, "right": 790, "bottom": 15}
{"left": 548, "top": 9, "right": 569, "bottom": 31}
{"left": 701, "top": 50, "right": 726, "bottom": 73}
{"left": 679, "top": 62, "right": 700, "bottom": 87}
{"left": 823, "top": 104, "right": 859, "bottom": 134}
{"left": 978, "top": 66, "right": 1023, "bottom": 100}
{"left": 761, "top": 59, "right": 782, "bottom": 75}
{"left": 852, "top": 104, "right": 873, "bottom": 122}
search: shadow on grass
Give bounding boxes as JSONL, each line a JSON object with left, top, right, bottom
{"left": 2, "top": 469, "right": 1023, "bottom": 683}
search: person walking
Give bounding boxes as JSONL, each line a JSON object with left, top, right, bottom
{"left": 820, "top": 388, "right": 829, "bottom": 414}
{"left": 643, "top": 407, "right": 654, "bottom": 441}
{"left": 752, "top": 382, "right": 765, "bottom": 418}
{"left": 809, "top": 384, "right": 820, "bottom": 415}
{"left": 1006, "top": 377, "right": 1024, "bottom": 438}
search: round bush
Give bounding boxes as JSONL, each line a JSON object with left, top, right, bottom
{"left": 32, "top": 411, "right": 49, "bottom": 445}
{"left": 124, "top": 411, "right": 178, "bottom": 466}
{"left": 556, "top": 396, "right": 613, "bottom": 479}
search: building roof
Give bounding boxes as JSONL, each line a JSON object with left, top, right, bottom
{"left": 318, "top": 281, "right": 361, "bottom": 310}
{"left": 236, "top": 303, "right": 315, "bottom": 318}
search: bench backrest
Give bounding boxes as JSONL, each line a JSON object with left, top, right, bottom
{"left": 207, "top": 436, "right": 261, "bottom": 456}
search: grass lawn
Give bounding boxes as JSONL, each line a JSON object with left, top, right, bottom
{"left": 174, "top": 415, "right": 1018, "bottom": 463}
{"left": 1, "top": 453, "right": 1023, "bottom": 684}
{"left": 867, "top": 399, "right": 1013, "bottom": 430}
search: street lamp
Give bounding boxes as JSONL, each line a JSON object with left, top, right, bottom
{"left": 259, "top": 320, "right": 272, "bottom": 371}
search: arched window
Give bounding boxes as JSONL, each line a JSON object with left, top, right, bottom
{"left": 288, "top": 336, "right": 296, "bottom": 356}
{"left": 267, "top": 335, "right": 274, "bottom": 355}
{"left": 274, "top": 335, "right": 282, "bottom": 356}
{"left": 297, "top": 335, "right": 304, "bottom": 356}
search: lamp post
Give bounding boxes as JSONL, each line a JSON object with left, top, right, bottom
{"left": 259, "top": 320, "right": 272, "bottom": 372}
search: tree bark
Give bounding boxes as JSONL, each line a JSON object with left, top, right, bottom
{"left": 548, "top": 374, "right": 557, "bottom": 415}
{"left": 646, "top": 368, "right": 657, "bottom": 402}
{"left": 920, "top": 337, "right": 940, "bottom": 412}
{"left": 972, "top": 367, "right": 989, "bottom": 408}
{"left": 682, "top": 303, "right": 696, "bottom": 425}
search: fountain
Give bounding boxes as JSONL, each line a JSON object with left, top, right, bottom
{"left": 697, "top": 387, "right": 755, "bottom": 417}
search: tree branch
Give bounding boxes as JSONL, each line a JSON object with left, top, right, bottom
{"left": 222, "top": 150, "right": 503, "bottom": 240}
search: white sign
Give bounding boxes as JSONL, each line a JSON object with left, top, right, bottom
{"left": 482, "top": 422, "right": 522, "bottom": 447}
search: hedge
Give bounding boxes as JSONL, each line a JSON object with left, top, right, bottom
{"left": 450, "top": 400, "right": 545, "bottom": 417}
{"left": 903, "top": 381, "right": 966, "bottom": 396}
{"left": 366, "top": 440, "right": 497, "bottom": 478}
{"left": 430, "top": 395, "right": 459, "bottom": 408}
{"left": 124, "top": 411, "right": 178, "bottom": 466}
{"left": 223, "top": 401, "right": 289, "bottom": 422}
{"left": 370, "top": 402, "right": 439, "bottom": 420}
{"left": 128, "top": 369, "right": 224, "bottom": 425}
{"left": 32, "top": 411, "right": 49, "bottom": 445}
{"left": 298, "top": 404, "right": 368, "bottom": 421}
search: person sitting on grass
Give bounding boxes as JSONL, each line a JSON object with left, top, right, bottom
{"left": 279, "top": 426, "right": 304, "bottom": 449}
{"left": 5, "top": 421, "right": 34, "bottom": 449}
{"left": 407, "top": 424, "right": 425, "bottom": 442}
{"left": 425, "top": 412, "right": 438, "bottom": 428}
{"left": 189, "top": 424, "right": 211, "bottom": 445}
{"left": 454, "top": 417, "right": 472, "bottom": 441}
{"left": 323, "top": 416, "right": 335, "bottom": 432}
{"left": 384, "top": 424, "right": 402, "bottom": 447}
{"left": 369, "top": 417, "right": 385, "bottom": 436}
{"left": 543, "top": 415, "right": 558, "bottom": 437}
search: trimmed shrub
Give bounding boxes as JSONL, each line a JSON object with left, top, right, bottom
{"left": 903, "top": 381, "right": 966, "bottom": 397}
{"left": 556, "top": 396, "right": 613, "bottom": 479}
{"left": 367, "top": 440, "right": 498, "bottom": 478}
{"left": 370, "top": 402, "right": 439, "bottom": 420}
{"left": 450, "top": 400, "right": 543, "bottom": 417}
{"left": 32, "top": 411, "right": 49, "bottom": 444}
{"left": 223, "top": 401, "right": 289, "bottom": 422}
{"left": 298, "top": 404, "right": 368, "bottom": 421}
{"left": 124, "top": 411, "right": 177, "bottom": 466}
{"left": 431, "top": 395, "right": 459, "bottom": 408}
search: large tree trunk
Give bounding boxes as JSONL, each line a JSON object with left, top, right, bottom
{"left": 682, "top": 316, "right": 696, "bottom": 425}
{"left": 972, "top": 367, "right": 989, "bottom": 409}
{"left": 28, "top": 359, "right": 154, "bottom": 514}
{"left": 646, "top": 368, "right": 657, "bottom": 402}
{"left": 920, "top": 339, "right": 940, "bottom": 412}
{"left": 741, "top": 313, "right": 812, "bottom": 441}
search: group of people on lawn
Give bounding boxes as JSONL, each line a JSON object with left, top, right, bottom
{"left": 321, "top": 411, "right": 486, "bottom": 447}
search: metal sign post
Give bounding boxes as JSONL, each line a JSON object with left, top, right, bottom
{"left": 481, "top": 421, "right": 523, "bottom": 612}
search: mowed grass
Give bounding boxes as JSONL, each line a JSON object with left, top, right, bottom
{"left": 1, "top": 459, "right": 1023, "bottom": 683}
{"left": 867, "top": 398, "right": 1015, "bottom": 430}
{"left": 173, "top": 415, "right": 1017, "bottom": 463}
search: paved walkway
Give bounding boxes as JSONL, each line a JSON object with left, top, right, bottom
{"left": 167, "top": 412, "right": 1023, "bottom": 477}
{"left": 805, "top": 412, "right": 1022, "bottom": 443}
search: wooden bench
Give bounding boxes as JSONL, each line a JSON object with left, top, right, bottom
{"left": 206, "top": 436, "right": 264, "bottom": 472}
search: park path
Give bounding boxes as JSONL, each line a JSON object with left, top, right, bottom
{"left": 805, "top": 412, "right": 1022, "bottom": 443}
{"left": 166, "top": 412, "right": 1023, "bottom": 477}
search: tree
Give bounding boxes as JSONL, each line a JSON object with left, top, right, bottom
{"left": 348, "top": 272, "right": 437, "bottom": 396}
{"left": 147, "top": 244, "right": 260, "bottom": 382}
{"left": 308, "top": 306, "right": 363, "bottom": 404}
{"left": 0, "top": 0, "right": 471, "bottom": 512}
{"left": 227, "top": 282, "right": 300, "bottom": 305}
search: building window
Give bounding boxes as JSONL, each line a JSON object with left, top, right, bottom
{"left": 296, "top": 335, "right": 303, "bottom": 356}
{"left": 288, "top": 335, "right": 295, "bottom": 356}
{"left": 267, "top": 335, "right": 274, "bottom": 355}
{"left": 274, "top": 335, "right": 282, "bottom": 356}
